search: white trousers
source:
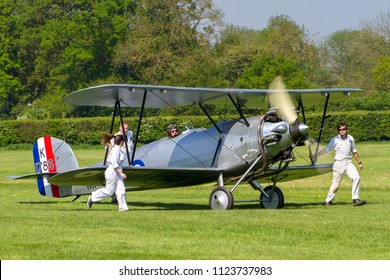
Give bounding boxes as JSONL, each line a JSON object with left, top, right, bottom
{"left": 91, "top": 166, "right": 128, "bottom": 211}
{"left": 325, "top": 160, "right": 361, "bottom": 202}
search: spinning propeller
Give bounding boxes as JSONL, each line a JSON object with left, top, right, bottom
{"left": 268, "top": 76, "right": 318, "bottom": 163}
{"left": 267, "top": 76, "right": 308, "bottom": 142}
{"left": 268, "top": 76, "right": 298, "bottom": 125}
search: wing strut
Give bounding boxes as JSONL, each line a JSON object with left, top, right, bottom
{"left": 296, "top": 94, "right": 307, "bottom": 124}
{"left": 199, "top": 102, "right": 222, "bottom": 133}
{"left": 227, "top": 94, "right": 250, "bottom": 127}
{"left": 131, "top": 89, "right": 148, "bottom": 165}
{"left": 117, "top": 101, "right": 131, "bottom": 166}
{"left": 313, "top": 92, "right": 331, "bottom": 164}
{"left": 104, "top": 99, "right": 119, "bottom": 165}
{"left": 104, "top": 91, "right": 143, "bottom": 166}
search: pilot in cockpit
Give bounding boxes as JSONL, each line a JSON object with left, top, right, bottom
{"left": 167, "top": 124, "right": 179, "bottom": 138}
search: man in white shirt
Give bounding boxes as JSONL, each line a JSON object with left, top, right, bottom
{"left": 112, "top": 121, "right": 133, "bottom": 153}
{"left": 315, "top": 122, "right": 366, "bottom": 206}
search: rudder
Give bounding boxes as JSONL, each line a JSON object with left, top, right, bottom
{"left": 33, "top": 136, "right": 79, "bottom": 197}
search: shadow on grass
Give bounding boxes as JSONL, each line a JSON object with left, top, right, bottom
{"left": 18, "top": 199, "right": 365, "bottom": 210}
{"left": 19, "top": 200, "right": 208, "bottom": 211}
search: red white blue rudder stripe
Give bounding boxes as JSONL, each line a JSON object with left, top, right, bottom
{"left": 33, "top": 136, "right": 79, "bottom": 197}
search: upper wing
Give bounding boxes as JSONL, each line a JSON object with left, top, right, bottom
{"left": 48, "top": 166, "right": 223, "bottom": 190}
{"left": 64, "top": 84, "right": 363, "bottom": 108}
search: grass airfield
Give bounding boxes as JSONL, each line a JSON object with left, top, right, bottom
{"left": 0, "top": 142, "right": 389, "bottom": 260}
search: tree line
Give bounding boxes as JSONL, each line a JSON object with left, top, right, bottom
{"left": 1, "top": 0, "right": 389, "bottom": 120}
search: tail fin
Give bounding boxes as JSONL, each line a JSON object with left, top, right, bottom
{"left": 33, "top": 136, "right": 79, "bottom": 197}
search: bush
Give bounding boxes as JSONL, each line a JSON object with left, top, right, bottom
{"left": 0, "top": 112, "right": 389, "bottom": 148}
{"left": 306, "top": 111, "right": 390, "bottom": 143}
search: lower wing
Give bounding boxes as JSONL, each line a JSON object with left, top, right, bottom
{"left": 48, "top": 166, "right": 224, "bottom": 190}
{"left": 257, "top": 164, "right": 333, "bottom": 182}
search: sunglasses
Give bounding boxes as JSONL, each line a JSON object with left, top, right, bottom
{"left": 338, "top": 128, "right": 346, "bottom": 131}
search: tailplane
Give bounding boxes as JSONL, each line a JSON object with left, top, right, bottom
{"left": 33, "top": 136, "right": 79, "bottom": 197}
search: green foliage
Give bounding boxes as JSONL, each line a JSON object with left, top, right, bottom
{"left": 1, "top": 1, "right": 389, "bottom": 120}
{"left": 236, "top": 55, "right": 309, "bottom": 89}
{"left": 0, "top": 121, "right": 21, "bottom": 145}
{"left": 372, "top": 56, "right": 390, "bottom": 92}
{"left": 2, "top": 0, "right": 136, "bottom": 119}
{"left": 113, "top": 0, "right": 222, "bottom": 85}
{"left": 319, "top": 29, "right": 389, "bottom": 90}
{"left": 306, "top": 111, "right": 390, "bottom": 143}
{"left": 1, "top": 112, "right": 390, "bottom": 148}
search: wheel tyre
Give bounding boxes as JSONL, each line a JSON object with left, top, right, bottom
{"left": 260, "top": 186, "right": 284, "bottom": 209}
{"left": 209, "top": 187, "right": 234, "bottom": 210}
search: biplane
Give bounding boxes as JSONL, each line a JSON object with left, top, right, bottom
{"left": 8, "top": 77, "right": 362, "bottom": 210}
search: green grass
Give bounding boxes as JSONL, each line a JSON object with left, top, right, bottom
{"left": 1, "top": 143, "right": 389, "bottom": 260}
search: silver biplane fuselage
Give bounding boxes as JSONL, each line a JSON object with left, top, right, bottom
{"left": 132, "top": 115, "right": 307, "bottom": 178}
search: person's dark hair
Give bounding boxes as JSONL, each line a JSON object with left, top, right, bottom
{"left": 101, "top": 133, "right": 124, "bottom": 146}
{"left": 337, "top": 122, "right": 348, "bottom": 131}
{"left": 114, "top": 134, "right": 124, "bottom": 145}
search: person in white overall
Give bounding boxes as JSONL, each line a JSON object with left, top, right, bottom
{"left": 87, "top": 134, "right": 129, "bottom": 211}
{"left": 110, "top": 121, "right": 133, "bottom": 204}
{"left": 315, "top": 122, "right": 366, "bottom": 206}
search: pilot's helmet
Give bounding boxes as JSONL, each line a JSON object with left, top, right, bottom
{"left": 167, "top": 124, "right": 178, "bottom": 137}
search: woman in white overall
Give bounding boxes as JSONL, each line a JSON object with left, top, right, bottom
{"left": 87, "top": 133, "right": 129, "bottom": 211}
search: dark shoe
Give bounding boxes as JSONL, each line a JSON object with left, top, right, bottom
{"left": 323, "top": 201, "right": 332, "bottom": 206}
{"left": 111, "top": 198, "right": 118, "bottom": 204}
{"left": 353, "top": 199, "right": 366, "bottom": 206}
{"left": 87, "top": 196, "right": 93, "bottom": 208}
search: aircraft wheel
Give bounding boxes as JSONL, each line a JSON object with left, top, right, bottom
{"left": 260, "top": 186, "right": 284, "bottom": 209}
{"left": 209, "top": 187, "right": 234, "bottom": 210}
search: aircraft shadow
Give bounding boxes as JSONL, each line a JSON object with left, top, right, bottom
{"left": 19, "top": 200, "right": 208, "bottom": 211}
{"left": 18, "top": 200, "right": 363, "bottom": 210}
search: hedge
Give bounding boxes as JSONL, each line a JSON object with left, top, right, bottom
{"left": 0, "top": 111, "right": 389, "bottom": 147}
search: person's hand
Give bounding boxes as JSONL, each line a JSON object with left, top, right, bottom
{"left": 358, "top": 163, "right": 363, "bottom": 170}
{"left": 121, "top": 172, "right": 127, "bottom": 179}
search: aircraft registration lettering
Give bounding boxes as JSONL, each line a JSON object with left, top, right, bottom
{"left": 35, "top": 159, "right": 55, "bottom": 173}
{"left": 33, "top": 137, "right": 57, "bottom": 174}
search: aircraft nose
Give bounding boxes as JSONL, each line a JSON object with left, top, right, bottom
{"left": 289, "top": 120, "right": 309, "bottom": 142}
{"left": 298, "top": 123, "right": 309, "bottom": 135}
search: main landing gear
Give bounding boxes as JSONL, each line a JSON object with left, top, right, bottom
{"left": 209, "top": 187, "right": 234, "bottom": 210}
{"left": 208, "top": 174, "right": 285, "bottom": 210}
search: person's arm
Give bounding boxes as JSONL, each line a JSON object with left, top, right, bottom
{"left": 316, "top": 149, "right": 327, "bottom": 157}
{"left": 314, "top": 137, "right": 334, "bottom": 159}
{"left": 115, "top": 167, "right": 127, "bottom": 179}
{"left": 111, "top": 147, "right": 127, "bottom": 179}
{"left": 353, "top": 152, "right": 363, "bottom": 170}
